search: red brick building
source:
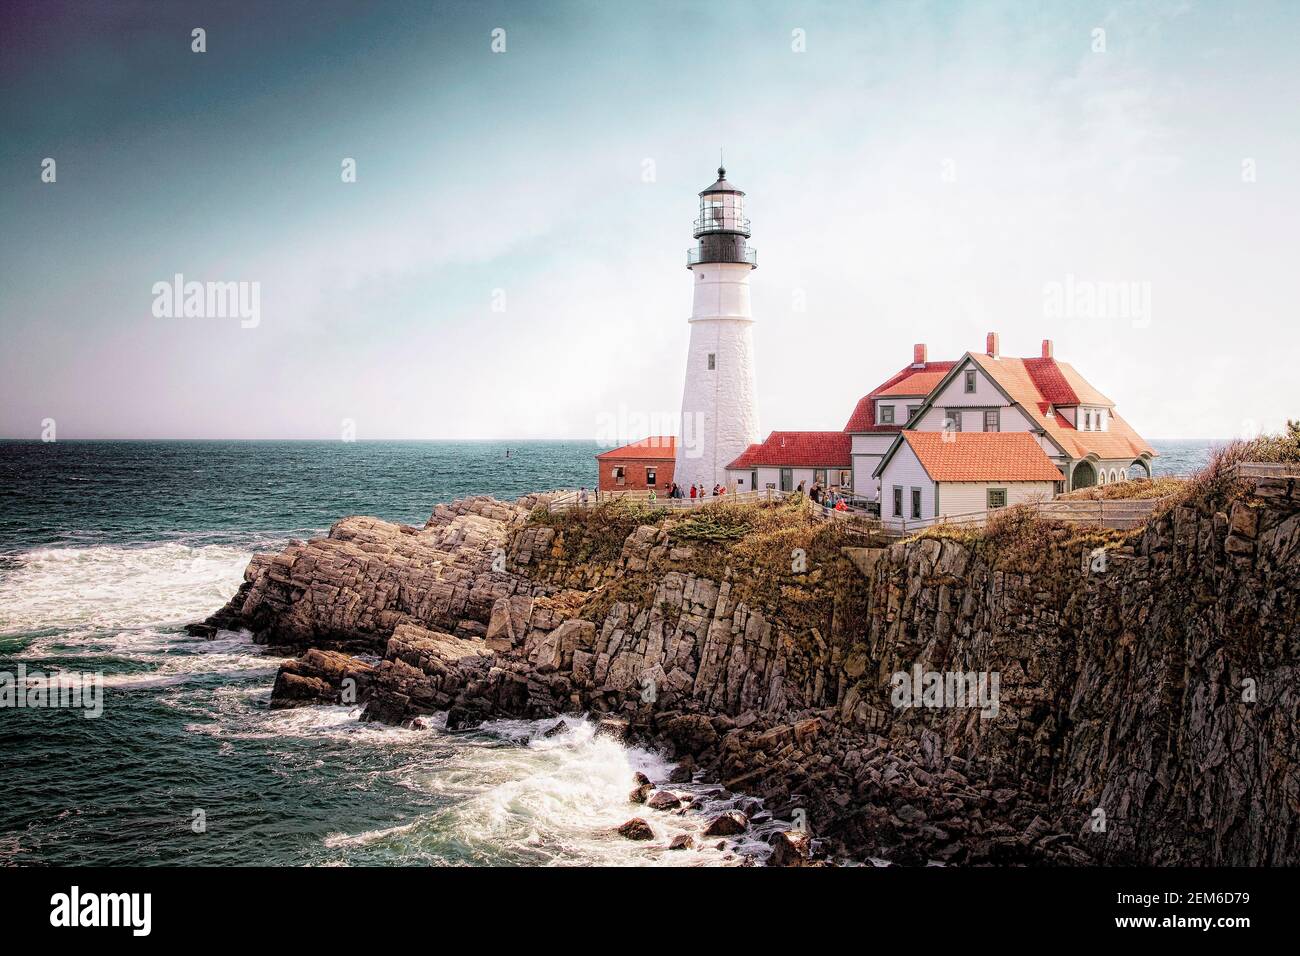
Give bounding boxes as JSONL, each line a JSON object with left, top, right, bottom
{"left": 596, "top": 436, "right": 676, "bottom": 492}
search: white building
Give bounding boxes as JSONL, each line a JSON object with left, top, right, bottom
{"left": 673, "top": 167, "right": 760, "bottom": 493}
{"left": 873, "top": 333, "right": 1158, "bottom": 528}
{"left": 725, "top": 430, "right": 852, "bottom": 494}
{"left": 842, "top": 343, "right": 957, "bottom": 502}
{"left": 876, "top": 431, "right": 1062, "bottom": 528}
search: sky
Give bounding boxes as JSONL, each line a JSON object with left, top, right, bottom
{"left": 1, "top": 0, "right": 1296, "bottom": 441}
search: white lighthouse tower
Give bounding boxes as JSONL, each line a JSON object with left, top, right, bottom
{"left": 674, "top": 166, "right": 760, "bottom": 492}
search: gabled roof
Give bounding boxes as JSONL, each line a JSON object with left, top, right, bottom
{"left": 966, "top": 353, "right": 1150, "bottom": 460}
{"left": 885, "top": 431, "right": 1065, "bottom": 482}
{"left": 725, "top": 431, "right": 851, "bottom": 470}
{"left": 843, "top": 362, "right": 957, "bottom": 432}
{"left": 595, "top": 436, "right": 676, "bottom": 461}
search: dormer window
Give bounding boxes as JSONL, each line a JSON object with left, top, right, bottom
{"left": 964, "top": 370, "right": 976, "bottom": 393}
{"left": 1084, "top": 410, "right": 1092, "bottom": 431}
{"left": 879, "top": 405, "right": 895, "bottom": 425}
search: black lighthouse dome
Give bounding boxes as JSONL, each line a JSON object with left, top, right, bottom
{"left": 688, "top": 166, "right": 757, "bottom": 269}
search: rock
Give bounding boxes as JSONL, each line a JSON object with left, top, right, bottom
{"left": 645, "top": 790, "right": 682, "bottom": 811}
{"left": 668, "top": 833, "right": 695, "bottom": 851}
{"left": 270, "top": 649, "right": 378, "bottom": 709}
{"left": 595, "top": 717, "right": 629, "bottom": 742}
{"left": 668, "top": 762, "right": 695, "bottom": 784}
{"left": 768, "top": 830, "right": 811, "bottom": 867}
{"left": 703, "top": 810, "right": 748, "bottom": 837}
{"left": 541, "top": 720, "right": 568, "bottom": 738}
{"left": 616, "top": 818, "right": 654, "bottom": 841}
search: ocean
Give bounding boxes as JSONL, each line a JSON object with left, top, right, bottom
{"left": 0, "top": 438, "right": 1216, "bottom": 866}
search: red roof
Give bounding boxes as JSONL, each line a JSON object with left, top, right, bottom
{"left": 595, "top": 436, "right": 676, "bottom": 461}
{"left": 1020, "top": 357, "right": 1078, "bottom": 406}
{"left": 725, "top": 431, "right": 851, "bottom": 470}
{"left": 843, "top": 362, "right": 956, "bottom": 432}
{"left": 900, "top": 431, "right": 1064, "bottom": 482}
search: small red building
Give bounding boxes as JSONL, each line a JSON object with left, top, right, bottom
{"left": 596, "top": 436, "right": 676, "bottom": 492}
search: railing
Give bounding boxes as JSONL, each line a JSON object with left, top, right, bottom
{"left": 687, "top": 247, "right": 758, "bottom": 267}
{"left": 1233, "top": 461, "right": 1300, "bottom": 479}
{"left": 883, "top": 495, "right": 1177, "bottom": 535}
{"left": 693, "top": 215, "right": 751, "bottom": 235}
{"left": 543, "top": 487, "right": 781, "bottom": 513}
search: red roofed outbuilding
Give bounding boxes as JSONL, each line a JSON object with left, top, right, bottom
{"left": 596, "top": 437, "right": 676, "bottom": 492}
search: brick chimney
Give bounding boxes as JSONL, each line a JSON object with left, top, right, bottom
{"left": 1041, "top": 339, "right": 1053, "bottom": 359}
{"left": 986, "top": 332, "right": 1000, "bottom": 358}
{"left": 912, "top": 343, "right": 927, "bottom": 367}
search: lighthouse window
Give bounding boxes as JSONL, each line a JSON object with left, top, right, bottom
{"left": 707, "top": 353, "right": 716, "bottom": 370}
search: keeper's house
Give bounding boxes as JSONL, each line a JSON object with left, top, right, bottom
{"left": 596, "top": 436, "right": 675, "bottom": 492}
{"left": 872, "top": 333, "right": 1157, "bottom": 528}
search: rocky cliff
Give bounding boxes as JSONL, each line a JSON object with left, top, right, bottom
{"left": 193, "top": 474, "right": 1300, "bottom": 866}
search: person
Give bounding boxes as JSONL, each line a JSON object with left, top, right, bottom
{"left": 690, "top": 484, "right": 697, "bottom": 499}
{"left": 579, "top": 486, "right": 589, "bottom": 506}
{"left": 810, "top": 482, "right": 822, "bottom": 504}
{"left": 719, "top": 485, "right": 726, "bottom": 496}
{"left": 835, "top": 497, "right": 848, "bottom": 511}
{"left": 796, "top": 479, "right": 806, "bottom": 495}
{"left": 711, "top": 484, "right": 720, "bottom": 496}
{"left": 648, "top": 488, "right": 657, "bottom": 503}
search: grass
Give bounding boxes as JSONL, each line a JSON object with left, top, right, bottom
{"left": 1170, "top": 420, "right": 1300, "bottom": 514}
{"left": 524, "top": 494, "right": 868, "bottom": 633}
{"left": 1057, "top": 476, "right": 1186, "bottom": 501}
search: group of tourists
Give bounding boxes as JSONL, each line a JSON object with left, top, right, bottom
{"left": 661, "top": 482, "right": 726, "bottom": 500}
{"left": 794, "top": 479, "right": 850, "bottom": 512}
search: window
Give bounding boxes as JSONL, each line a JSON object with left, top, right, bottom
{"left": 944, "top": 409, "right": 962, "bottom": 432}
{"left": 751, "top": 470, "right": 758, "bottom": 490}
{"left": 646, "top": 467, "right": 656, "bottom": 486}
{"left": 964, "top": 370, "right": 976, "bottom": 393}
{"left": 814, "top": 469, "right": 827, "bottom": 486}
{"left": 987, "top": 488, "right": 1007, "bottom": 509}
{"left": 838, "top": 469, "right": 851, "bottom": 488}
{"left": 707, "top": 353, "right": 716, "bottom": 370}
{"left": 983, "top": 409, "right": 1000, "bottom": 432}
{"left": 780, "top": 468, "right": 793, "bottom": 492}
{"left": 879, "top": 405, "right": 895, "bottom": 424}
{"left": 1084, "top": 410, "right": 1092, "bottom": 431}
{"left": 910, "top": 487, "right": 922, "bottom": 519}
{"left": 892, "top": 486, "right": 903, "bottom": 517}
{"left": 907, "top": 405, "right": 921, "bottom": 422}
{"left": 613, "top": 466, "right": 625, "bottom": 485}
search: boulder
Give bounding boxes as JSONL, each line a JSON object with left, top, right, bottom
{"left": 768, "top": 830, "right": 811, "bottom": 867}
{"left": 616, "top": 818, "right": 654, "bottom": 841}
{"left": 645, "top": 790, "right": 682, "bottom": 811}
{"left": 703, "top": 810, "right": 748, "bottom": 837}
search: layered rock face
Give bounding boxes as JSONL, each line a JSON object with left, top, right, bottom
{"left": 194, "top": 477, "right": 1300, "bottom": 865}
{"left": 192, "top": 497, "right": 555, "bottom": 649}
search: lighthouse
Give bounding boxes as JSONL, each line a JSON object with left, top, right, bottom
{"left": 674, "top": 166, "right": 760, "bottom": 492}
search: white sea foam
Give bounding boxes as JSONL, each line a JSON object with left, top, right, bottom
{"left": 0, "top": 542, "right": 250, "bottom": 635}
{"left": 319, "top": 715, "right": 773, "bottom": 866}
